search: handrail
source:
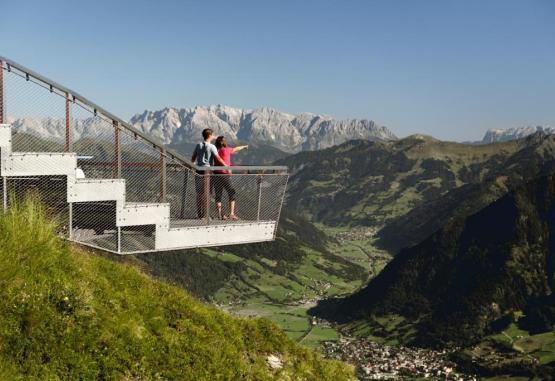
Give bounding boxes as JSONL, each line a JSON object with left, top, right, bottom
{"left": 203, "top": 165, "right": 287, "bottom": 172}
{"left": 0, "top": 55, "right": 287, "bottom": 174}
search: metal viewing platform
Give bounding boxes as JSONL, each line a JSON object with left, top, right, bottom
{"left": 0, "top": 56, "right": 288, "bottom": 254}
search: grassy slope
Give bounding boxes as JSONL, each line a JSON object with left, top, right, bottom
{"left": 0, "top": 198, "right": 353, "bottom": 380}
{"left": 451, "top": 314, "right": 555, "bottom": 379}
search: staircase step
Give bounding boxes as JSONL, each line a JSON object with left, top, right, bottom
{"left": 0, "top": 124, "right": 12, "bottom": 157}
{"left": 2, "top": 152, "right": 77, "bottom": 177}
{"left": 117, "top": 202, "right": 170, "bottom": 228}
{"left": 68, "top": 178, "right": 126, "bottom": 203}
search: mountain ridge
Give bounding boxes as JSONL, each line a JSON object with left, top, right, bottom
{"left": 481, "top": 125, "right": 555, "bottom": 144}
{"left": 278, "top": 133, "right": 555, "bottom": 232}
{"left": 7, "top": 106, "right": 396, "bottom": 155}
{"left": 129, "top": 105, "right": 397, "bottom": 153}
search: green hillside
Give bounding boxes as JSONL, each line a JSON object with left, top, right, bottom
{"left": 279, "top": 135, "right": 523, "bottom": 225}
{"left": 280, "top": 133, "right": 555, "bottom": 253}
{"left": 0, "top": 197, "right": 353, "bottom": 380}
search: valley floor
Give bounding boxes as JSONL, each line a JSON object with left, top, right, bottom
{"left": 210, "top": 226, "right": 391, "bottom": 349}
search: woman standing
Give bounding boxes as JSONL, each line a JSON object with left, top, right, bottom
{"left": 214, "top": 136, "right": 248, "bottom": 220}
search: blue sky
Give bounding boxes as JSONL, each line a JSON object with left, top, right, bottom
{"left": 1, "top": 0, "right": 554, "bottom": 141}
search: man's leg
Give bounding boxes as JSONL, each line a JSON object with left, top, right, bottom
{"left": 195, "top": 172, "right": 205, "bottom": 218}
{"left": 203, "top": 173, "right": 210, "bottom": 220}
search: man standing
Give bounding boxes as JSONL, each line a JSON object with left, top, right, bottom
{"left": 191, "top": 128, "right": 226, "bottom": 219}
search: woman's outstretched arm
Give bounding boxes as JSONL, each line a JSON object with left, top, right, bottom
{"left": 232, "top": 145, "right": 248, "bottom": 153}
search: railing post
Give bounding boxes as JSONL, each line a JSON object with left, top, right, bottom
{"left": 256, "top": 171, "right": 262, "bottom": 221}
{"left": 64, "top": 92, "right": 71, "bottom": 152}
{"left": 113, "top": 120, "right": 121, "bottom": 178}
{"left": 205, "top": 172, "right": 210, "bottom": 224}
{"left": 0, "top": 60, "right": 4, "bottom": 124}
{"left": 160, "top": 148, "right": 167, "bottom": 202}
{"left": 180, "top": 168, "right": 188, "bottom": 218}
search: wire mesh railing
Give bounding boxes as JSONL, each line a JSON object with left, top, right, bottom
{"left": 0, "top": 56, "right": 288, "bottom": 253}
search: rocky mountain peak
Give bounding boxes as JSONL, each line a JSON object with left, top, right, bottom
{"left": 130, "top": 105, "right": 396, "bottom": 153}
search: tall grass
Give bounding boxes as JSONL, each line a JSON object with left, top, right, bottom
{"left": 0, "top": 195, "right": 67, "bottom": 286}
{"left": 0, "top": 197, "right": 354, "bottom": 380}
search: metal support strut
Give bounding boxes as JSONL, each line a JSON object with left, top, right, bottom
{"left": 113, "top": 120, "right": 121, "bottom": 178}
{"left": 117, "top": 226, "right": 121, "bottom": 254}
{"left": 2, "top": 177, "right": 6, "bottom": 211}
{"left": 65, "top": 92, "right": 71, "bottom": 152}
{"left": 160, "top": 148, "right": 167, "bottom": 202}
{"left": 68, "top": 202, "right": 73, "bottom": 239}
{"left": 0, "top": 60, "right": 4, "bottom": 124}
{"left": 256, "top": 172, "right": 262, "bottom": 221}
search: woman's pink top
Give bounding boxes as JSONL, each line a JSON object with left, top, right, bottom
{"left": 215, "top": 147, "right": 233, "bottom": 174}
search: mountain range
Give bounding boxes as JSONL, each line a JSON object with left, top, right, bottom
{"left": 129, "top": 105, "right": 397, "bottom": 153}
{"left": 7, "top": 106, "right": 395, "bottom": 155}
{"left": 480, "top": 125, "right": 555, "bottom": 144}
{"left": 7, "top": 108, "right": 553, "bottom": 154}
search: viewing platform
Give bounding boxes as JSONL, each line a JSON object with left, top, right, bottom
{"left": 0, "top": 56, "right": 288, "bottom": 254}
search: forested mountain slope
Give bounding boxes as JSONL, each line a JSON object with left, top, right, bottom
{"left": 311, "top": 171, "right": 555, "bottom": 348}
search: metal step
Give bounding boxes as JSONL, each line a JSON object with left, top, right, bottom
{"left": 117, "top": 202, "right": 170, "bottom": 228}
{"left": 2, "top": 152, "right": 77, "bottom": 177}
{"left": 68, "top": 178, "right": 126, "bottom": 203}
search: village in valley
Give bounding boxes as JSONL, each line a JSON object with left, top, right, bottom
{"left": 322, "top": 337, "right": 477, "bottom": 381}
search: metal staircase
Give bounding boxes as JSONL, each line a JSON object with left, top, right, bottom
{"left": 0, "top": 56, "right": 288, "bottom": 254}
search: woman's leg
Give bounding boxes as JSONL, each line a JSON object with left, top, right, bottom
{"left": 224, "top": 176, "right": 238, "bottom": 220}
{"left": 214, "top": 176, "right": 225, "bottom": 219}
{"left": 229, "top": 200, "right": 236, "bottom": 217}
